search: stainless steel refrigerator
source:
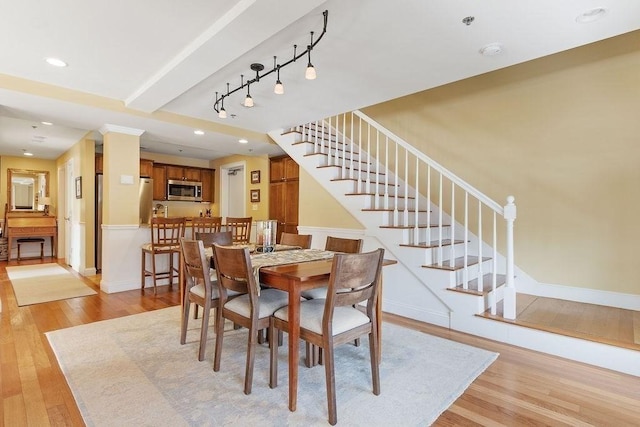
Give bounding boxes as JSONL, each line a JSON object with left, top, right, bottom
{"left": 95, "top": 176, "right": 153, "bottom": 272}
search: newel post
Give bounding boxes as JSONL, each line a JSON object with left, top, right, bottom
{"left": 503, "top": 196, "right": 517, "bottom": 320}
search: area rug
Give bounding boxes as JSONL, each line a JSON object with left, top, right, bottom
{"left": 7, "top": 263, "right": 97, "bottom": 306}
{"left": 46, "top": 306, "right": 498, "bottom": 426}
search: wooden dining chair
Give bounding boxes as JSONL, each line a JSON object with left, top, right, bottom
{"left": 211, "top": 243, "right": 289, "bottom": 395}
{"left": 179, "top": 238, "right": 220, "bottom": 361}
{"left": 192, "top": 216, "right": 222, "bottom": 236}
{"left": 141, "top": 217, "right": 186, "bottom": 295}
{"left": 190, "top": 231, "right": 232, "bottom": 320}
{"left": 300, "top": 236, "right": 362, "bottom": 300}
{"left": 195, "top": 231, "right": 232, "bottom": 248}
{"left": 269, "top": 248, "right": 385, "bottom": 425}
{"left": 225, "top": 216, "right": 252, "bottom": 244}
{"left": 280, "top": 232, "right": 312, "bottom": 249}
{"left": 301, "top": 236, "right": 364, "bottom": 363}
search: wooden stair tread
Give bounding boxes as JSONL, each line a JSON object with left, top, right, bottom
{"left": 400, "top": 239, "right": 464, "bottom": 249}
{"left": 423, "top": 256, "right": 491, "bottom": 271}
{"left": 345, "top": 192, "right": 415, "bottom": 199}
{"left": 330, "top": 177, "right": 399, "bottom": 186}
{"left": 380, "top": 223, "right": 450, "bottom": 229}
{"left": 362, "top": 208, "right": 428, "bottom": 213}
{"left": 449, "top": 274, "right": 507, "bottom": 295}
{"left": 318, "top": 165, "right": 385, "bottom": 175}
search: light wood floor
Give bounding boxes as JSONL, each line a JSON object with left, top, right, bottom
{"left": 480, "top": 293, "right": 640, "bottom": 351}
{"left": 1, "top": 259, "right": 639, "bottom": 426}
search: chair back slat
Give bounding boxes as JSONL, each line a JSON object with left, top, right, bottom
{"left": 325, "top": 248, "right": 385, "bottom": 313}
{"left": 280, "top": 232, "right": 312, "bottom": 249}
{"left": 225, "top": 217, "right": 252, "bottom": 243}
{"left": 325, "top": 236, "right": 363, "bottom": 253}
{"left": 195, "top": 231, "right": 233, "bottom": 247}
{"left": 212, "top": 244, "right": 258, "bottom": 299}
{"left": 192, "top": 216, "right": 222, "bottom": 235}
{"left": 151, "top": 217, "right": 186, "bottom": 248}
{"left": 180, "top": 238, "right": 210, "bottom": 291}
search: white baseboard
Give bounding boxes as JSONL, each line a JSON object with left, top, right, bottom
{"left": 528, "top": 282, "right": 640, "bottom": 310}
{"left": 383, "top": 300, "right": 450, "bottom": 328}
{"left": 82, "top": 267, "right": 97, "bottom": 276}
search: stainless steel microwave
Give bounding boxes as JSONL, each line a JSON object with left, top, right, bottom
{"left": 167, "top": 179, "right": 203, "bottom": 201}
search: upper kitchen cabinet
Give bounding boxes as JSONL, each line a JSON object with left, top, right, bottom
{"left": 140, "top": 159, "right": 154, "bottom": 178}
{"left": 270, "top": 156, "right": 299, "bottom": 182}
{"left": 200, "top": 168, "right": 215, "bottom": 202}
{"left": 152, "top": 164, "right": 167, "bottom": 200}
{"left": 166, "top": 165, "right": 201, "bottom": 182}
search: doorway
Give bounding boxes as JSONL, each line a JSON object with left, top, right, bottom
{"left": 220, "top": 161, "right": 246, "bottom": 218}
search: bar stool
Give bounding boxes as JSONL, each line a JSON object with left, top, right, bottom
{"left": 17, "top": 237, "right": 45, "bottom": 260}
{"left": 141, "top": 217, "right": 186, "bottom": 295}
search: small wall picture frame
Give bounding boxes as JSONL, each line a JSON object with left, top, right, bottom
{"left": 75, "top": 176, "right": 82, "bottom": 199}
{"left": 250, "top": 189, "right": 260, "bottom": 203}
{"left": 251, "top": 170, "right": 261, "bottom": 184}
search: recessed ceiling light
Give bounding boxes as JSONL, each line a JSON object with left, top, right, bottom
{"left": 41, "top": 121, "right": 53, "bottom": 126}
{"left": 238, "top": 139, "right": 248, "bottom": 144}
{"left": 479, "top": 43, "right": 503, "bottom": 56}
{"left": 45, "top": 57, "right": 68, "bottom": 67}
{"left": 576, "top": 8, "right": 607, "bottom": 23}
{"left": 194, "top": 130, "right": 204, "bottom": 135}
{"left": 23, "top": 151, "right": 34, "bottom": 156}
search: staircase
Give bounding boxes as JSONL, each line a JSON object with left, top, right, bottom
{"left": 270, "top": 111, "right": 520, "bottom": 321}
{"left": 268, "top": 111, "right": 640, "bottom": 377}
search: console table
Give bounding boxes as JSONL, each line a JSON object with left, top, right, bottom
{"left": 6, "top": 216, "right": 57, "bottom": 260}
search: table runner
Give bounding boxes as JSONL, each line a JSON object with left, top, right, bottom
{"left": 250, "top": 249, "right": 335, "bottom": 293}
{"left": 204, "top": 248, "right": 335, "bottom": 294}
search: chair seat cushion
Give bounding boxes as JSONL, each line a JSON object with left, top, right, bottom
{"left": 224, "top": 289, "right": 289, "bottom": 319}
{"left": 17, "top": 237, "right": 46, "bottom": 243}
{"left": 189, "top": 282, "right": 220, "bottom": 300}
{"left": 189, "top": 272, "right": 243, "bottom": 300}
{"left": 141, "top": 242, "right": 179, "bottom": 251}
{"left": 301, "top": 286, "right": 328, "bottom": 300}
{"left": 274, "top": 299, "right": 370, "bottom": 335}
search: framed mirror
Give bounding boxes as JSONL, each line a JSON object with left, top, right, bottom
{"left": 7, "top": 168, "right": 49, "bottom": 212}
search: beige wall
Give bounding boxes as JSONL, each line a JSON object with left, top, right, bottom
{"left": 299, "top": 168, "right": 363, "bottom": 229}
{"left": 56, "top": 134, "right": 96, "bottom": 270}
{"left": 361, "top": 30, "right": 640, "bottom": 295}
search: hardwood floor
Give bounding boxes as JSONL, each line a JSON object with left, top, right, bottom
{"left": 2, "top": 259, "right": 639, "bottom": 426}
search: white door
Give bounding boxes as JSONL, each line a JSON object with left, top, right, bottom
{"left": 63, "top": 160, "right": 78, "bottom": 268}
{"left": 220, "top": 161, "right": 246, "bottom": 218}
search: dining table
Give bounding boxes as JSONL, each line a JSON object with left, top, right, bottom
{"left": 180, "top": 243, "right": 396, "bottom": 413}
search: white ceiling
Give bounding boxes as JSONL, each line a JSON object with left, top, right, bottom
{"left": 1, "top": 0, "right": 639, "bottom": 160}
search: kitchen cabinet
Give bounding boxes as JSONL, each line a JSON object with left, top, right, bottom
{"left": 152, "top": 165, "right": 167, "bottom": 200}
{"left": 140, "top": 159, "right": 154, "bottom": 178}
{"left": 201, "top": 168, "right": 215, "bottom": 202}
{"left": 166, "top": 165, "right": 201, "bottom": 182}
{"left": 269, "top": 155, "right": 299, "bottom": 241}
{"left": 95, "top": 154, "right": 153, "bottom": 178}
{"left": 270, "top": 156, "right": 299, "bottom": 182}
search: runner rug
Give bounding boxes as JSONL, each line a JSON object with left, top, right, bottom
{"left": 46, "top": 306, "right": 498, "bottom": 426}
{"left": 7, "top": 263, "right": 96, "bottom": 306}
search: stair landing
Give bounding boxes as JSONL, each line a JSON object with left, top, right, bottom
{"left": 479, "top": 294, "right": 640, "bottom": 352}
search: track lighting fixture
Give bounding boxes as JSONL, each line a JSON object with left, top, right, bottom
{"left": 213, "top": 9, "right": 328, "bottom": 118}
{"left": 244, "top": 83, "right": 254, "bottom": 108}
{"left": 216, "top": 91, "right": 227, "bottom": 118}
{"left": 305, "top": 32, "right": 316, "bottom": 80}
{"left": 273, "top": 56, "right": 284, "bottom": 95}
